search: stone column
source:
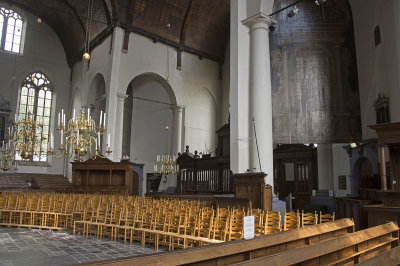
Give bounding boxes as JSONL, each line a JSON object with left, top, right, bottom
{"left": 242, "top": 13, "right": 276, "bottom": 186}
{"left": 171, "top": 105, "right": 183, "bottom": 156}
{"left": 113, "top": 93, "right": 128, "bottom": 161}
{"left": 379, "top": 144, "right": 388, "bottom": 190}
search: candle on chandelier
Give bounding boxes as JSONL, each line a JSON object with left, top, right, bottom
{"left": 100, "top": 111, "right": 103, "bottom": 127}
{"left": 58, "top": 113, "right": 60, "bottom": 126}
{"left": 61, "top": 130, "right": 63, "bottom": 145}
{"left": 107, "top": 134, "right": 110, "bottom": 147}
{"left": 87, "top": 108, "right": 90, "bottom": 120}
{"left": 50, "top": 133, "right": 54, "bottom": 149}
{"left": 77, "top": 129, "right": 80, "bottom": 143}
{"left": 95, "top": 139, "right": 97, "bottom": 151}
{"left": 61, "top": 109, "right": 64, "bottom": 125}
{"left": 73, "top": 109, "right": 76, "bottom": 120}
{"left": 63, "top": 114, "right": 66, "bottom": 126}
{"left": 103, "top": 113, "right": 106, "bottom": 128}
{"left": 97, "top": 132, "right": 100, "bottom": 147}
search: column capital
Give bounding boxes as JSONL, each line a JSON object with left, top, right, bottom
{"left": 171, "top": 105, "right": 183, "bottom": 112}
{"left": 242, "top": 12, "right": 277, "bottom": 30}
{"left": 116, "top": 93, "right": 128, "bottom": 100}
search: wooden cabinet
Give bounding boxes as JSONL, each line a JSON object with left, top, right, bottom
{"left": 71, "top": 157, "right": 138, "bottom": 195}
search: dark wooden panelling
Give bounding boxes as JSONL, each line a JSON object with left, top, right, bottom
{"left": 270, "top": 0, "right": 361, "bottom": 144}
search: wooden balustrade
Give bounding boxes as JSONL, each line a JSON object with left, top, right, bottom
{"left": 177, "top": 154, "right": 232, "bottom": 194}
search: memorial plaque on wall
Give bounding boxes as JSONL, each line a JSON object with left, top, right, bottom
{"left": 269, "top": 0, "right": 361, "bottom": 144}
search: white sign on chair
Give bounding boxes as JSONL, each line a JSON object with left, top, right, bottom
{"left": 243, "top": 216, "right": 255, "bottom": 240}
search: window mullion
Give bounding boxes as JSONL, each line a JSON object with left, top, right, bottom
{"left": 31, "top": 87, "right": 40, "bottom": 162}
{"left": 1, "top": 16, "right": 7, "bottom": 49}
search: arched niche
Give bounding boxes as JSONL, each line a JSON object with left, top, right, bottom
{"left": 122, "top": 73, "right": 177, "bottom": 194}
{"left": 185, "top": 87, "right": 217, "bottom": 155}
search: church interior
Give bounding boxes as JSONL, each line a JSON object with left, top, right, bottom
{"left": 1, "top": 0, "right": 400, "bottom": 265}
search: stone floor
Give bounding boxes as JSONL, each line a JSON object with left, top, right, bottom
{"left": 0, "top": 226, "right": 166, "bottom": 266}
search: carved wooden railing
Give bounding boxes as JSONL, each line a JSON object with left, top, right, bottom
{"left": 176, "top": 155, "right": 232, "bottom": 194}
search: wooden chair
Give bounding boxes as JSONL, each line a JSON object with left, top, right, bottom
{"left": 0, "top": 196, "right": 6, "bottom": 223}
{"left": 13, "top": 196, "right": 29, "bottom": 225}
{"left": 320, "top": 211, "right": 335, "bottom": 223}
{"left": 227, "top": 213, "right": 244, "bottom": 241}
{"left": 211, "top": 217, "right": 228, "bottom": 241}
{"left": 283, "top": 210, "right": 300, "bottom": 231}
{"left": 197, "top": 208, "right": 214, "bottom": 239}
{"left": 301, "top": 211, "right": 318, "bottom": 227}
{"left": 248, "top": 209, "right": 264, "bottom": 236}
{"left": 2, "top": 195, "right": 18, "bottom": 224}
{"left": 264, "top": 210, "right": 281, "bottom": 234}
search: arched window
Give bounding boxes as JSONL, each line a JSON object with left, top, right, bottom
{"left": 0, "top": 6, "right": 23, "bottom": 53}
{"left": 17, "top": 72, "right": 53, "bottom": 162}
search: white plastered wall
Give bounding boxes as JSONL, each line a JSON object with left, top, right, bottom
{"left": 69, "top": 28, "right": 221, "bottom": 192}
{"left": 350, "top": 0, "right": 400, "bottom": 139}
{"left": 0, "top": 9, "right": 70, "bottom": 175}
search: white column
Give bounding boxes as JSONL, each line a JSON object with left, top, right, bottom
{"left": 230, "top": 0, "right": 251, "bottom": 174}
{"left": 317, "top": 143, "right": 334, "bottom": 190}
{"left": 242, "top": 13, "right": 276, "bottom": 186}
{"left": 105, "top": 28, "right": 123, "bottom": 162}
{"left": 171, "top": 105, "right": 183, "bottom": 155}
{"left": 113, "top": 93, "right": 128, "bottom": 161}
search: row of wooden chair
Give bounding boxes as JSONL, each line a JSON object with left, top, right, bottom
{"left": 0, "top": 192, "right": 335, "bottom": 251}
{"left": 250, "top": 209, "right": 335, "bottom": 234}
{"left": 282, "top": 210, "right": 335, "bottom": 231}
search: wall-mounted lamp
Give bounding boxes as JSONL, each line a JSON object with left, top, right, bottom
{"left": 315, "top": 0, "right": 327, "bottom": 5}
{"left": 288, "top": 5, "right": 299, "bottom": 17}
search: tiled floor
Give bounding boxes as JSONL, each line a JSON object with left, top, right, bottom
{"left": 0, "top": 227, "right": 166, "bottom": 266}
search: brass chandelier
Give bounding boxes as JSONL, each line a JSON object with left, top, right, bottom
{"left": 0, "top": 111, "right": 44, "bottom": 171}
{"left": 13, "top": 112, "right": 46, "bottom": 161}
{"left": 48, "top": 108, "right": 111, "bottom": 162}
{"left": 0, "top": 140, "right": 14, "bottom": 171}
{"left": 153, "top": 126, "right": 177, "bottom": 182}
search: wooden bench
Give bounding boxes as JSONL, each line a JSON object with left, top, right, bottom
{"left": 232, "top": 222, "right": 399, "bottom": 265}
{"left": 356, "top": 245, "right": 400, "bottom": 265}
{"left": 92, "top": 218, "right": 355, "bottom": 265}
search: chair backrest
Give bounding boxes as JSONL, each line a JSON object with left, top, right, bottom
{"left": 0, "top": 196, "right": 6, "bottom": 209}
{"left": 284, "top": 210, "right": 300, "bottom": 231}
{"left": 264, "top": 210, "right": 281, "bottom": 234}
{"left": 6, "top": 195, "right": 18, "bottom": 210}
{"left": 301, "top": 211, "right": 318, "bottom": 227}
{"left": 320, "top": 211, "right": 335, "bottom": 223}
{"left": 17, "top": 197, "right": 28, "bottom": 211}
{"left": 227, "top": 213, "right": 244, "bottom": 241}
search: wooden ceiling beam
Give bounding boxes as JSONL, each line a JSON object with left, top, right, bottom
{"left": 108, "top": 0, "right": 119, "bottom": 26}
{"left": 121, "top": 23, "right": 223, "bottom": 63}
{"left": 101, "top": 0, "right": 112, "bottom": 25}
{"left": 179, "top": 0, "right": 194, "bottom": 46}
